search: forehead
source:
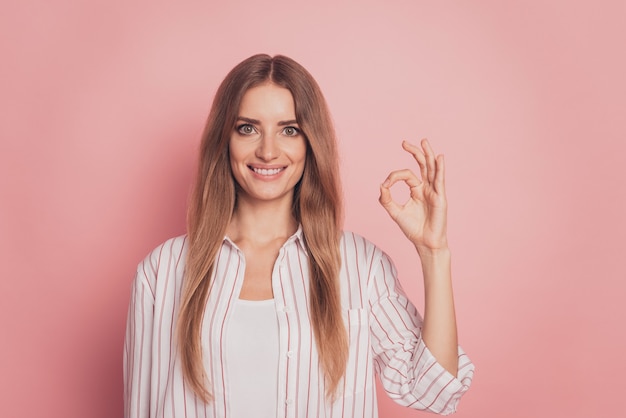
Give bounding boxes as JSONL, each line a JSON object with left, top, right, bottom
{"left": 238, "top": 83, "right": 296, "bottom": 121}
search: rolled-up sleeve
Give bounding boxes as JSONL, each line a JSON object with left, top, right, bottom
{"left": 368, "top": 251, "right": 474, "bottom": 415}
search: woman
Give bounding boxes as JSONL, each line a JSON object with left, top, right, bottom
{"left": 124, "top": 54, "right": 474, "bottom": 418}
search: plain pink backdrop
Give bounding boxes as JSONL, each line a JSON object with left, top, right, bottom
{"left": 1, "top": 1, "right": 625, "bottom": 417}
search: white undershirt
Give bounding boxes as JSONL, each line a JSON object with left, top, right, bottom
{"left": 224, "top": 298, "right": 279, "bottom": 418}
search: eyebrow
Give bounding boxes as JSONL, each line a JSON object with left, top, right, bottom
{"left": 236, "top": 116, "right": 299, "bottom": 126}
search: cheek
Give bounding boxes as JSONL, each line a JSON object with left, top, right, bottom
{"left": 228, "top": 146, "right": 245, "bottom": 181}
{"left": 228, "top": 141, "right": 245, "bottom": 167}
{"left": 295, "top": 146, "right": 307, "bottom": 179}
{"left": 292, "top": 139, "right": 307, "bottom": 162}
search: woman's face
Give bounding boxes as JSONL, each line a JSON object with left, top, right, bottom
{"left": 229, "top": 83, "right": 307, "bottom": 206}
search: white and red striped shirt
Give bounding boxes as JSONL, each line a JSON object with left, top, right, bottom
{"left": 124, "top": 229, "right": 474, "bottom": 418}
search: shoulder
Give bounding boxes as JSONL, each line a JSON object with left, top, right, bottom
{"left": 340, "top": 230, "right": 391, "bottom": 270}
{"left": 132, "top": 235, "right": 189, "bottom": 299}
{"left": 137, "top": 234, "right": 189, "bottom": 278}
{"left": 340, "top": 230, "right": 376, "bottom": 249}
{"left": 340, "top": 230, "right": 383, "bottom": 254}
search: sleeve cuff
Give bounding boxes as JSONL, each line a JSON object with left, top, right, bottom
{"left": 382, "top": 338, "right": 475, "bottom": 415}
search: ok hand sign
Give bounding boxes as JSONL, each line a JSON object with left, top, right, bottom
{"left": 379, "top": 139, "right": 448, "bottom": 255}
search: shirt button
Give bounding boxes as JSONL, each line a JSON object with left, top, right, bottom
{"left": 282, "top": 306, "right": 290, "bottom": 313}
{"left": 286, "top": 399, "right": 293, "bottom": 405}
{"left": 287, "top": 351, "right": 294, "bottom": 358}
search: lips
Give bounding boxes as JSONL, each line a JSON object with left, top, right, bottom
{"left": 249, "top": 166, "right": 285, "bottom": 176}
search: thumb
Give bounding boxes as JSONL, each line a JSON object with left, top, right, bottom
{"left": 379, "top": 183, "right": 400, "bottom": 218}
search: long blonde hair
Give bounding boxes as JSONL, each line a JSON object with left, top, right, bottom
{"left": 178, "top": 54, "right": 347, "bottom": 401}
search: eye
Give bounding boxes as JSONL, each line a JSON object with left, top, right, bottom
{"left": 282, "top": 126, "right": 300, "bottom": 137}
{"left": 236, "top": 124, "right": 256, "bottom": 135}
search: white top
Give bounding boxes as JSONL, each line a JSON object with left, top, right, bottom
{"left": 124, "top": 229, "right": 474, "bottom": 418}
{"left": 225, "top": 298, "right": 279, "bottom": 418}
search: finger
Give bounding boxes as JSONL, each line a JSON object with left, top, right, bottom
{"left": 422, "top": 138, "right": 436, "bottom": 184}
{"left": 379, "top": 183, "right": 402, "bottom": 218}
{"left": 382, "top": 169, "right": 422, "bottom": 189}
{"left": 402, "top": 140, "right": 428, "bottom": 181}
{"left": 434, "top": 154, "right": 446, "bottom": 195}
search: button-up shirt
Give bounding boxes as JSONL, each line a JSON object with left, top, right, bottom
{"left": 124, "top": 229, "right": 474, "bottom": 418}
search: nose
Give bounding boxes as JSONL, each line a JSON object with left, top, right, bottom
{"left": 255, "top": 134, "right": 280, "bottom": 161}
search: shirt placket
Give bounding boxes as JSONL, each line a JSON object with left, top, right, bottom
{"left": 273, "top": 242, "right": 299, "bottom": 418}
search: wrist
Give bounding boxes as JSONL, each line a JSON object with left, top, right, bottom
{"left": 415, "top": 245, "right": 451, "bottom": 259}
{"left": 417, "top": 247, "right": 452, "bottom": 279}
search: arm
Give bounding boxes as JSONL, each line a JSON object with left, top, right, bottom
{"left": 379, "top": 139, "right": 458, "bottom": 376}
{"left": 368, "top": 249, "right": 473, "bottom": 415}
{"left": 123, "top": 265, "right": 155, "bottom": 418}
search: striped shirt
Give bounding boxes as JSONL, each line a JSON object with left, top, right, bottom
{"left": 124, "top": 229, "right": 474, "bottom": 418}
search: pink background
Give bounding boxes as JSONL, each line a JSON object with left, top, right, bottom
{"left": 1, "top": 1, "right": 625, "bottom": 417}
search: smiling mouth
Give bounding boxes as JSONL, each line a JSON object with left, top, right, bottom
{"left": 249, "top": 166, "right": 285, "bottom": 176}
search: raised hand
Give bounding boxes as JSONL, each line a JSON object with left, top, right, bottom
{"left": 379, "top": 139, "right": 459, "bottom": 376}
{"left": 379, "top": 139, "right": 448, "bottom": 254}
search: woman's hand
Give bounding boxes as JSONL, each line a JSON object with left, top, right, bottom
{"left": 379, "top": 139, "right": 448, "bottom": 254}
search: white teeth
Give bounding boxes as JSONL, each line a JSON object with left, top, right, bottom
{"left": 252, "top": 167, "right": 283, "bottom": 176}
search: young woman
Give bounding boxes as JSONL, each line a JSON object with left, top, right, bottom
{"left": 124, "top": 54, "right": 474, "bottom": 418}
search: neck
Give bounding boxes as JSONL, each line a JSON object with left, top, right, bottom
{"left": 227, "top": 196, "right": 298, "bottom": 245}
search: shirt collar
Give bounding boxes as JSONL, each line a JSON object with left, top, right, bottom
{"left": 290, "top": 224, "right": 308, "bottom": 257}
{"left": 223, "top": 224, "right": 308, "bottom": 256}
